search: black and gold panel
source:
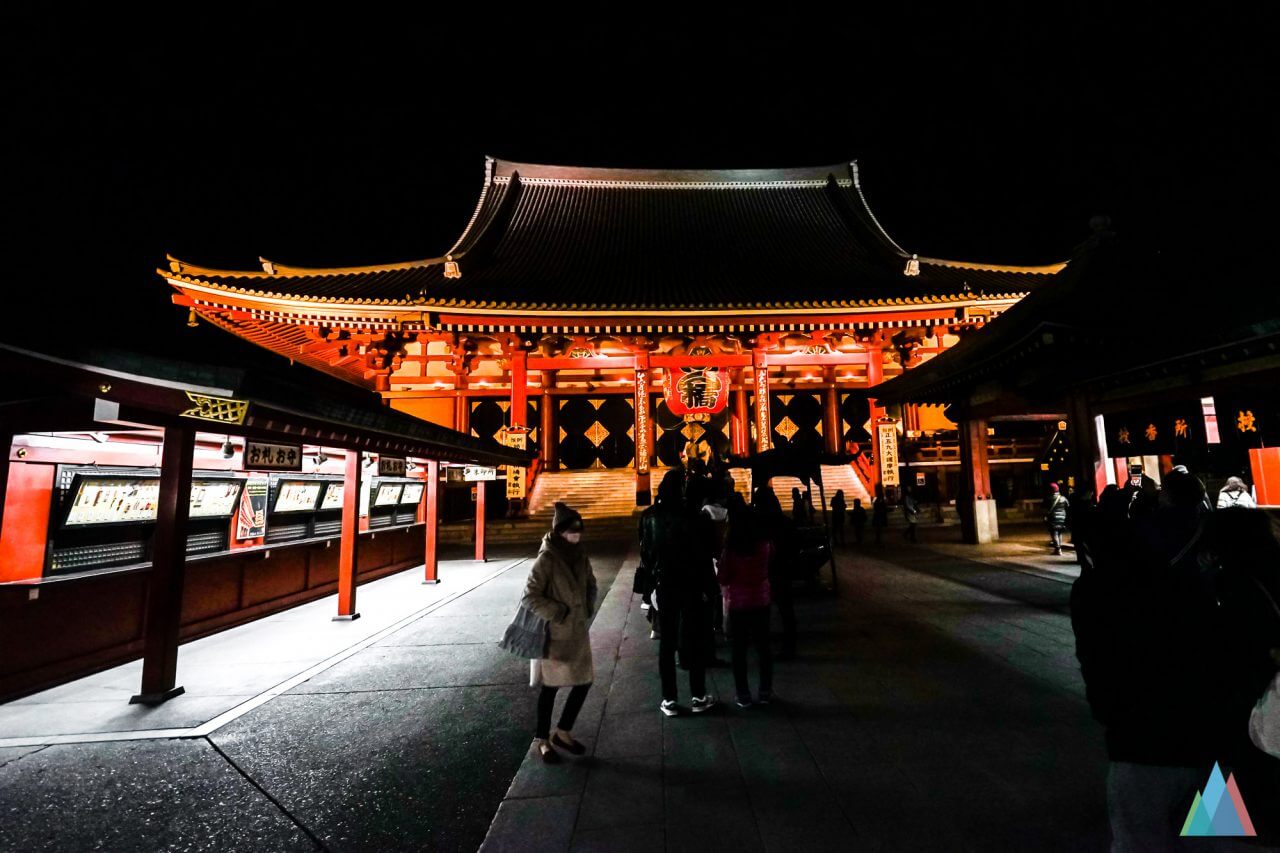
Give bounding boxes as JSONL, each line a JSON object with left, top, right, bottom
{"left": 558, "top": 396, "right": 635, "bottom": 469}
{"left": 770, "top": 392, "right": 822, "bottom": 450}
{"left": 470, "top": 399, "right": 539, "bottom": 446}
{"left": 654, "top": 396, "right": 730, "bottom": 466}
{"left": 840, "top": 392, "right": 872, "bottom": 447}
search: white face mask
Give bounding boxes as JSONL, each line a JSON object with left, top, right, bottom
{"left": 561, "top": 530, "right": 582, "bottom": 544}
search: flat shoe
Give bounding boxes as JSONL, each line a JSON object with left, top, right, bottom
{"left": 550, "top": 733, "right": 586, "bottom": 755}
{"left": 537, "top": 742, "right": 561, "bottom": 764}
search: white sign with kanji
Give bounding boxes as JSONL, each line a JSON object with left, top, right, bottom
{"left": 464, "top": 466, "right": 497, "bottom": 482}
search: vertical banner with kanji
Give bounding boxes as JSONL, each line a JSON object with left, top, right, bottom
{"left": 503, "top": 429, "right": 528, "bottom": 499}
{"left": 877, "top": 421, "right": 900, "bottom": 487}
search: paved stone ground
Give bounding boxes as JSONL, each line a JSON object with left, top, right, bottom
{"left": 481, "top": 528, "right": 1114, "bottom": 852}
{"left": 6, "top": 527, "right": 1265, "bottom": 851}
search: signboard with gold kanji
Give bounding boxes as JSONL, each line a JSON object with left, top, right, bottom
{"left": 503, "top": 429, "right": 528, "bottom": 499}
{"left": 877, "top": 421, "right": 900, "bottom": 487}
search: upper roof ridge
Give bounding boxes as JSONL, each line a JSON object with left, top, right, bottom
{"left": 490, "top": 158, "right": 855, "bottom": 187}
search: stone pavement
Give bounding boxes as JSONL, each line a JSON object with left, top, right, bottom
{"left": 7, "top": 526, "right": 1250, "bottom": 851}
{"left": 480, "top": 527, "right": 1114, "bottom": 852}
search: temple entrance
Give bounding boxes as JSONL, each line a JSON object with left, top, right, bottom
{"left": 770, "top": 392, "right": 823, "bottom": 449}
{"left": 470, "top": 399, "right": 539, "bottom": 446}
{"left": 557, "top": 396, "right": 635, "bottom": 469}
{"left": 654, "top": 396, "right": 730, "bottom": 466}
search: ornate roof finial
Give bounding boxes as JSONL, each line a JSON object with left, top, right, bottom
{"left": 903, "top": 254, "right": 920, "bottom": 276}
{"left": 259, "top": 257, "right": 276, "bottom": 275}
{"left": 443, "top": 255, "right": 462, "bottom": 279}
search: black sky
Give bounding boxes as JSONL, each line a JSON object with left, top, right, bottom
{"left": 5, "top": 9, "right": 1276, "bottom": 371}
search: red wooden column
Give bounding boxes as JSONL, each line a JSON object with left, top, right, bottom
{"left": 454, "top": 374, "right": 470, "bottom": 436}
{"left": 540, "top": 370, "right": 557, "bottom": 470}
{"left": 423, "top": 459, "right": 440, "bottom": 584}
{"left": 131, "top": 422, "right": 195, "bottom": 705}
{"left": 731, "top": 370, "right": 750, "bottom": 456}
{"left": 474, "top": 478, "right": 487, "bottom": 562}
{"left": 752, "top": 349, "right": 772, "bottom": 453}
{"left": 509, "top": 349, "right": 529, "bottom": 515}
{"left": 865, "top": 346, "right": 885, "bottom": 491}
{"left": 335, "top": 449, "right": 361, "bottom": 620}
{"left": 958, "top": 418, "right": 998, "bottom": 544}
{"left": 823, "top": 366, "right": 841, "bottom": 454}
{"left": 634, "top": 355, "right": 652, "bottom": 505}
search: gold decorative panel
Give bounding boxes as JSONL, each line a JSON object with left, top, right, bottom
{"left": 585, "top": 421, "right": 610, "bottom": 447}
{"left": 180, "top": 392, "right": 249, "bottom": 425}
{"left": 777, "top": 394, "right": 794, "bottom": 406}
{"left": 775, "top": 416, "right": 800, "bottom": 441}
{"left": 681, "top": 422, "right": 706, "bottom": 442}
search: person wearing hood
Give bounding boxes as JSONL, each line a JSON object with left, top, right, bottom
{"left": 1217, "top": 476, "right": 1257, "bottom": 509}
{"left": 520, "top": 502, "right": 598, "bottom": 763}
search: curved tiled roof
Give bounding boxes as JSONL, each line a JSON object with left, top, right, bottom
{"left": 164, "top": 158, "right": 1066, "bottom": 312}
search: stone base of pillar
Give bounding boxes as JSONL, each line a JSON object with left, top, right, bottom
{"left": 129, "top": 685, "right": 185, "bottom": 706}
{"left": 960, "top": 498, "right": 999, "bottom": 544}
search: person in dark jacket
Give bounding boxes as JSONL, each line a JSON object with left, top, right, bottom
{"left": 791, "top": 487, "right": 810, "bottom": 525}
{"left": 901, "top": 487, "right": 920, "bottom": 543}
{"left": 871, "top": 486, "right": 889, "bottom": 545}
{"left": 850, "top": 498, "right": 867, "bottom": 545}
{"left": 718, "top": 501, "right": 774, "bottom": 707}
{"left": 643, "top": 470, "right": 719, "bottom": 716}
{"left": 830, "top": 490, "right": 847, "bottom": 545}
{"left": 1071, "top": 470, "right": 1277, "bottom": 847}
{"left": 753, "top": 485, "right": 798, "bottom": 659}
{"left": 1044, "top": 483, "right": 1070, "bottom": 555}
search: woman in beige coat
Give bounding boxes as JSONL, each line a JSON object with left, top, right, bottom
{"left": 522, "top": 502, "right": 598, "bottom": 763}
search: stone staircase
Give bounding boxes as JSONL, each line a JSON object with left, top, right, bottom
{"left": 438, "top": 468, "right": 645, "bottom": 546}
{"left": 728, "top": 463, "right": 872, "bottom": 516}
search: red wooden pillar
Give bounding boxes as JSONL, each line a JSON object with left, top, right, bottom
{"left": 634, "top": 357, "right": 652, "bottom": 505}
{"left": 958, "top": 418, "right": 998, "bottom": 544}
{"left": 823, "top": 366, "right": 841, "bottom": 454}
{"left": 540, "top": 370, "right": 557, "bottom": 470}
{"left": 731, "top": 370, "right": 750, "bottom": 456}
{"left": 131, "top": 422, "right": 195, "bottom": 705}
{"left": 865, "top": 346, "right": 885, "bottom": 491}
{"left": 335, "top": 449, "right": 361, "bottom": 620}
{"left": 423, "top": 459, "right": 440, "bottom": 584}
{"left": 475, "top": 479, "right": 487, "bottom": 562}
{"left": 752, "top": 349, "right": 772, "bottom": 453}
{"left": 509, "top": 350, "right": 528, "bottom": 515}
{"left": 455, "top": 375, "right": 470, "bottom": 436}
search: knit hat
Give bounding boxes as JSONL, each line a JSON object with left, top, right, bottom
{"left": 552, "top": 501, "right": 583, "bottom": 534}
{"left": 1049, "top": 483, "right": 1060, "bottom": 493}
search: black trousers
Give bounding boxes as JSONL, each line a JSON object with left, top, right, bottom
{"left": 657, "top": 593, "right": 707, "bottom": 702}
{"left": 535, "top": 683, "right": 591, "bottom": 739}
{"left": 769, "top": 572, "right": 796, "bottom": 656}
{"left": 728, "top": 606, "right": 773, "bottom": 699}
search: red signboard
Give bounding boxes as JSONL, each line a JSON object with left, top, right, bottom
{"left": 661, "top": 364, "right": 729, "bottom": 416}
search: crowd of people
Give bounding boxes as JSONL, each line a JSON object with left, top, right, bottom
{"left": 637, "top": 464, "right": 804, "bottom": 716}
{"left": 1069, "top": 469, "right": 1280, "bottom": 845}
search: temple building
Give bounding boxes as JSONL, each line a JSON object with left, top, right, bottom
{"left": 162, "top": 158, "right": 1070, "bottom": 509}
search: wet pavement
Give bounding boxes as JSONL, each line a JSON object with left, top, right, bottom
{"left": 0, "top": 525, "right": 1233, "bottom": 851}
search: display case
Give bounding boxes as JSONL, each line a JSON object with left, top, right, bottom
{"left": 396, "top": 481, "right": 424, "bottom": 525}
{"left": 367, "top": 478, "right": 404, "bottom": 529}
{"left": 46, "top": 466, "right": 244, "bottom": 575}
{"left": 264, "top": 475, "right": 334, "bottom": 544}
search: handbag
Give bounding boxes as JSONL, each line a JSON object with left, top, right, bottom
{"left": 1247, "top": 578, "right": 1280, "bottom": 759}
{"left": 499, "top": 603, "right": 550, "bottom": 660}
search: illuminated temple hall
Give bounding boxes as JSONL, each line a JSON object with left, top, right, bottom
{"left": 163, "top": 158, "right": 1070, "bottom": 512}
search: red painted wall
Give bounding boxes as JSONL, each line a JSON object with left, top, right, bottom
{"left": 0, "top": 525, "right": 426, "bottom": 701}
{"left": 0, "top": 463, "right": 55, "bottom": 582}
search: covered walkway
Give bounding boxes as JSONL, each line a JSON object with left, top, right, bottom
{"left": 0, "top": 529, "right": 1120, "bottom": 851}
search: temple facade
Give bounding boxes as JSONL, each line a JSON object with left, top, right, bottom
{"left": 162, "top": 158, "right": 1068, "bottom": 506}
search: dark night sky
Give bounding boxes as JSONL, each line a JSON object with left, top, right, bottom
{"left": 5, "top": 9, "right": 1276, "bottom": 374}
